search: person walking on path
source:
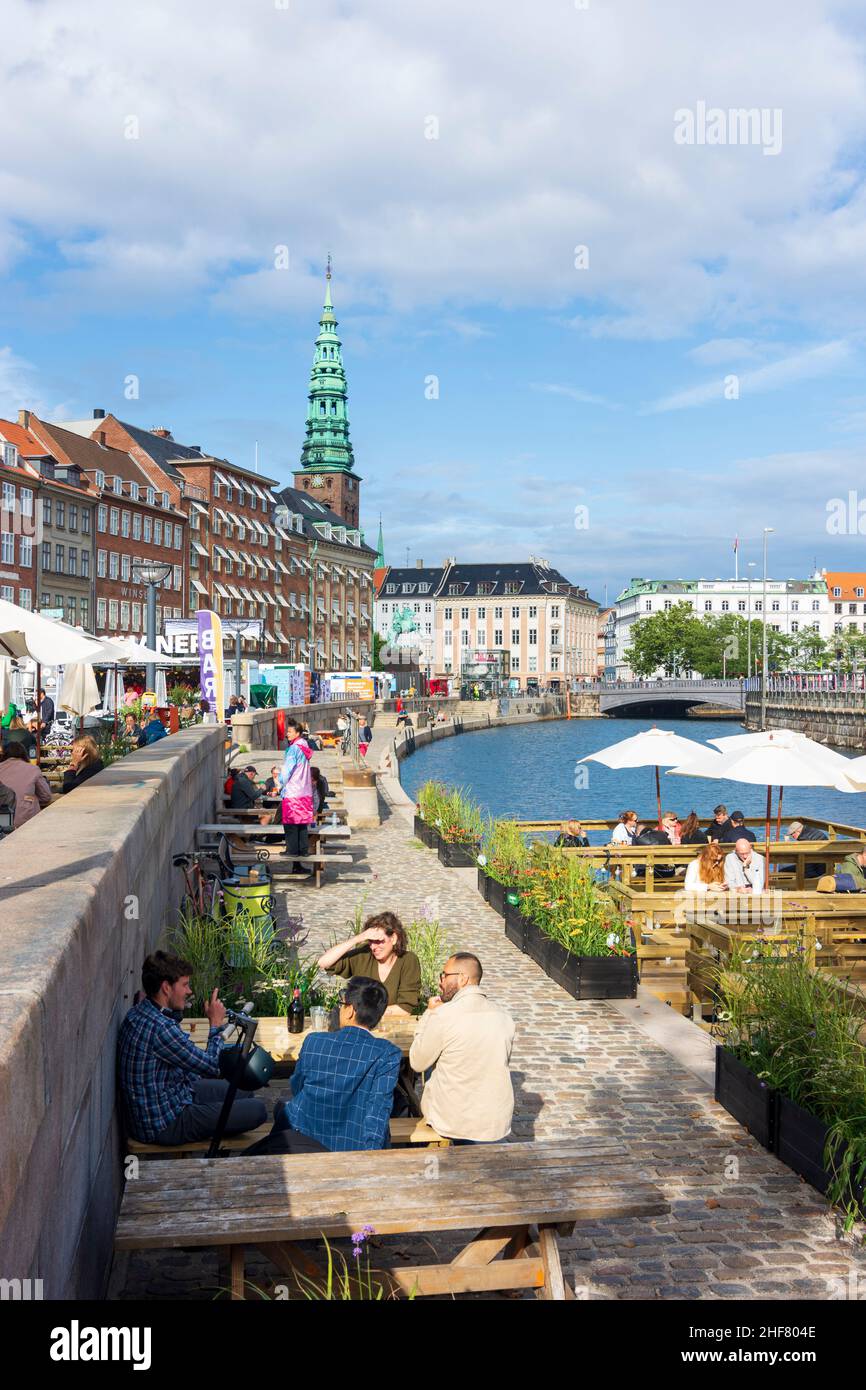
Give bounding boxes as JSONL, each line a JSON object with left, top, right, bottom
{"left": 0, "top": 743, "right": 52, "bottom": 828}
{"left": 279, "top": 717, "right": 313, "bottom": 873}
{"left": 409, "top": 952, "right": 515, "bottom": 1145}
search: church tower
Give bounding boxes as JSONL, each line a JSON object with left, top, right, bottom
{"left": 293, "top": 258, "right": 362, "bottom": 527}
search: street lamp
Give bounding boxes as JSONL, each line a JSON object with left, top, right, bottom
{"left": 760, "top": 528, "right": 774, "bottom": 731}
{"left": 746, "top": 561, "right": 756, "bottom": 682}
{"left": 132, "top": 560, "right": 172, "bottom": 691}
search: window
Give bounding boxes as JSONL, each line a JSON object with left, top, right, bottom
{"left": 704, "top": 600, "right": 712, "bottom": 611}
{"left": 511, "top": 628, "right": 520, "bottom": 645}
{"left": 494, "top": 606, "right": 503, "bottom": 619}
{"left": 790, "top": 600, "right": 799, "bottom": 612}
{"left": 143, "top": 517, "right": 152, "bottom": 543}
{"left": 42, "top": 541, "right": 51, "bottom": 571}
{"left": 812, "top": 599, "right": 820, "bottom": 612}
{"left": 98, "top": 504, "right": 107, "bottom": 532}
{"left": 43, "top": 497, "right": 52, "bottom": 526}
{"left": 81, "top": 549, "right": 89, "bottom": 578}
{"left": 121, "top": 510, "right": 131, "bottom": 538}
{"left": 0, "top": 532, "right": 13, "bottom": 564}
{"left": 19, "top": 536, "right": 32, "bottom": 566}
{"left": 97, "top": 549, "right": 107, "bottom": 578}
{"left": 173, "top": 565, "right": 182, "bottom": 591}
{"left": 109, "top": 552, "right": 119, "bottom": 580}
{"left": 477, "top": 606, "right": 486, "bottom": 619}
{"left": 721, "top": 600, "right": 729, "bottom": 612}
{"left": 529, "top": 605, "right": 537, "bottom": 618}
{"left": 56, "top": 501, "right": 65, "bottom": 528}
{"left": 20, "top": 487, "right": 33, "bottom": 518}
{"left": 858, "top": 588, "right": 865, "bottom": 599}
{"left": 550, "top": 655, "right": 559, "bottom": 671}
{"left": 68, "top": 503, "right": 77, "bottom": 531}
{"left": 754, "top": 601, "right": 762, "bottom": 613}
{"left": 109, "top": 600, "right": 119, "bottom": 628}
{"left": 551, "top": 605, "right": 560, "bottom": 619}
{"left": 738, "top": 600, "right": 746, "bottom": 611}
{"left": 850, "top": 603, "right": 858, "bottom": 615}
{"left": 133, "top": 513, "right": 141, "bottom": 541}
{"left": 460, "top": 607, "right": 470, "bottom": 621}
{"left": 121, "top": 555, "right": 131, "bottom": 581}
{"left": 82, "top": 509, "right": 91, "bottom": 536}
{"left": 443, "top": 631, "right": 452, "bottom": 646}
{"left": 132, "top": 602, "right": 141, "bottom": 630}
{"left": 494, "top": 628, "right": 503, "bottom": 646}
{"left": 120, "top": 601, "right": 130, "bottom": 629}
{"left": 833, "top": 586, "right": 842, "bottom": 597}
{"left": 174, "top": 524, "right": 182, "bottom": 549}
{"left": 791, "top": 621, "right": 799, "bottom": 633}
{"left": 109, "top": 508, "right": 119, "bottom": 535}
{"left": 97, "top": 598, "right": 107, "bottom": 628}
{"left": 835, "top": 602, "right": 843, "bottom": 614}
{"left": 663, "top": 600, "right": 672, "bottom": 611}
{"left": 529, "top": 628, "right": 537, "bottom": 645}
{"left": 460, "top": 630, "right": 469, "bottom": 646}
{"left": 771, "top": 600, "right": 780, "bottom": 612}
{"left": 512, "top": 606, "right": 520, "bottom": 619}
{"left": 476, "top": 629, "right": 485, "bottom": 646}
{"left": 18, "top": 588, "right": 31, "bottom": 610}
{"left": 80, "top": 597, "right": 89, "bottom": 626}
{"left": 54, "top": 543, "right": 65, "bottom": 572}
{"left": 154, "top": 519, "right": 163, "bottom": 546}
{"left": 645, "top": 600, "right": 652, "bottom": 612}
{"left": 67, "top": 547, "right": 77, "bottom": 576}
{"left": 129, "top": 482, "right": 139, "bottom": 502}
{"left": 146, "top": 488, "right": 155, "bottom": 506}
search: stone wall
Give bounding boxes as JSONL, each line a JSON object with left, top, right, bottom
{"left": 744, "top": 694, "right": 866, "bottom": 752}
{"left": 229, "top": 700, "right": 377, "bottom": 751}
{"left": 0, "top": 725, "right": 225, "bottom": 1299}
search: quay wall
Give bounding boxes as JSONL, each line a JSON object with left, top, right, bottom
{"left": 229, "top": 699, "right": 377, "bottom": 751}
{"left": 0, "top": 725, "right": 225, "bottom": 1299}
{"left": 744, "top": 693, "right": 866, "bottom": 752}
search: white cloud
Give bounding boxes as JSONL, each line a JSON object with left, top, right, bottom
{"left": 647, "top": 339, "right": 853, "bottom": 412}
{"left": 531, "top": 382, "right": 619, "bottom": 408}
{"left": 0, "top": 0, "right": 864, "bottom": 336}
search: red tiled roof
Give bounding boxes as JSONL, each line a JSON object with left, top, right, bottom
{"left": 825, "top": 572, "right": 866, "bottom": 601}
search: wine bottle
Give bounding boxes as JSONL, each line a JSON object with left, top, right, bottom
{"left": 288, "top": 986, "right": 305, "bottom": 1034}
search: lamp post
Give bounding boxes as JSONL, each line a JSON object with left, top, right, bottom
{"left": 132, "top": 560, "right": 172, "bottom": 692}
{"left": 760, "top": 528, "right": 774, "bottom": 731}
{"left": 746, "top": 561, "right": 756, "bottom": 682}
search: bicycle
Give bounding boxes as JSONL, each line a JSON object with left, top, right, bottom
{"left": 173, "top": 845, "right": 229, "bottom": 917}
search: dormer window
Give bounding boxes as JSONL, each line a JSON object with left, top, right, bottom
{"left": 129, "top": 482, "right": 139, "bottom": 501}
{"left": 2, "top": 443, "right": 17, "bottom": 468}
{"left": 386, "top": 583, "right": 397, "bottom": 594}
{"left": 146, "top": 487, "right": 155, "bottom": 506}
{"left": 401, "top": 583, "right": 416, "bottom": 594}
{"left": 162, "top": 491, "right": 169, "bottom": 509}
{"left": 94, "top": 470, "right": 106, "bottom": 490}
{"left": 113, "top": 476, "right": 123, "bottom": 495}
{"left": 834, "top": 586, "right": 842, "bottom": 597}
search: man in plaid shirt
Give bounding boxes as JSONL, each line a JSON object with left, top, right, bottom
{"left": 118, "top": 951, "right": 267, "bottom": 1145}
{"left": 274, "top": 977, "right": 400, "bottom": 1151}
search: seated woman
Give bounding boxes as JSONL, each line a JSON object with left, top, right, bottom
{"left": 61, "top": 736, "right": 105, "bottom": 793}
{"left": 679, "top": 811, "right": 708, "bottom": 845}
{"left": 316, "top": 911, "right": 421, "bottom": 1018}
{"left": 609, "top": 809, "right": 638, "bottom": 845}
{"left": 310, "top": 765, "right": 330, "bottom": 818}
{"left": 554, "top": 819, "right": 589, "bottom": 848}
{"left": 2, "top": 715, "right": 37, "bottom": 759}
{"left": 683, "top": 842, "right": 728, "bottom": 893}
{"left": 661, "top": 812, "right": 682, "bottom": 846}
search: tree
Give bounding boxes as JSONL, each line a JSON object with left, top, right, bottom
{"left": 625, "top": 602, "right": 704, "bottom": 677}
{"left": 372, "top": 632, "right": 387, "bottom": 671}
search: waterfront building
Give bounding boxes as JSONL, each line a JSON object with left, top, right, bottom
{"left": 822, "top": 572, "right": 866, "bottom": 639}
{"left": 613, "top": 574, "right": 830, "bottom": 679}
{"left": 376, "top": 557, "right": 599, "bottom": 689}
{"left": 597, "top": 606, "right": 614, "bottom": 678}
{"left": 0, "top": 423, "right": 40, "bottom": 611}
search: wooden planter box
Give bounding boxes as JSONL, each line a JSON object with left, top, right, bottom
{"left": 477, "top": 868, "right": 490, "bottom": 901}
{"left": 714, "top": 1047, "right": 776, "bottom": 1150}
{"left": 487, "top": 880, "right": 515, "bottom": 918}
{"left": 775, "top": 1095, "right": 834, "bottom": 1195}
{"left": 504, "top": 901, "right": 527, "bottom": 952}
{"left": 438, "top": 840, "right": 478, "bottom": 869}
{"left": 413, "top": 814, "right": 426, "bottom": 841}
{"left": 546, "top": 948, "right": 638, "bottom": 1000}
{"left": 524, "top": 919, "right": 550, "bottom": 971}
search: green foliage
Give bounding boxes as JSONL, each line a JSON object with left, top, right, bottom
{"left": 417, "top": 780, "right": 448, "bottom": 825}
{"left": 518, "top": 843, "right": 634, "bottom": 958}
{"left": 95, "top": 730, "right": 133, "bottom": 767}
{"left": 292, "top": 1234, "right": 412, "bottom": 1301}
{"left": 166, "top": 904, "right": 321, "bottom": 1015}
{"left": 372, "top": 632, "right": 387, "bottom": 672}
{"left": 168, "top": 682, "right": 200, "bottom": 706}
{"left": 625, "top": 601, "right": 703, "bottom": 678}
{"left": 437, "top": 786, "right": 485, "bottom": 845}
{"left": 714, "top": 942, "right": 866, "bottom": 1227}
{"left": 481, "top": 817, "right": 529, "bottom": 887}
{"left": 405, "top": 907, "right": 453, "bottom": 1005}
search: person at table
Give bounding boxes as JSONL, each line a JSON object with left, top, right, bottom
{"left": 409, "top": 952, "right": 515, "bottom": 1146}
{"left": 317, "top": 911, "right": 421, "bottom": 1018}
{"left": 310, "top": 765, "right": 330, "bottom": 818}
{"left": 836, "top": 846, "right": 866, "bottom": 891}
{"left": 554, "top": 819, "right": 589, "bottom": 848}
{"left": 609, "top": 809, "right": 639, "bottom": 845}
{"left": 229, "top": 764, "right": 263, "bottom": 810}
{"left": 724, "top": 838, "right": 765, "bottom": 892}
{"left": 706, "top": 804, "right": 733, "bottom": 841}
{"left": 2, "top": 715, "right": 36, "bottom": 758}
{"left": 718, "top": 810, "right": 757, "bottom": 844}
{"left": 262, "top": 763, "right": 281, "bottom": 796}
{"left": 786, "top": 820, "right": 830, "bottom": 880}
{"left": 60, "top": 736, "right": 105, "bottom": 793}
{"left": 118, "top": 951, "right": 267, "bottom": 1145}
{"left": 679, "top": 811, "right": 708, "bottom": 846}
{"left": 139, "top": 712, "right": 168, "bottom": 746}
{"left": 661, "top": 812, "right": 682, "bottom": 845}
{"left": 683, "top": 842, "right": 728, "bottom": 893}
{"left": 122, "top": 712, "right": 143, "bottom": 745}
{"left": 0, "top": 743, "right": 52, "bottom": 829}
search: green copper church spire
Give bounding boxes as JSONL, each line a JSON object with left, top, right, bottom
{"left": 376, "top": 514, "right": 385, "bottom": 567}
{"left": 299, "top": 256, "right": 355, "bottom": 475}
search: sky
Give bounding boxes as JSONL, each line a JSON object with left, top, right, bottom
{"left": 3, "top": 0, "right": 866, "bottom": 605}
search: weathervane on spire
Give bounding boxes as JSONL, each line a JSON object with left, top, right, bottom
{"left": 326, "top": 252, "right": 332, "bottom": 281}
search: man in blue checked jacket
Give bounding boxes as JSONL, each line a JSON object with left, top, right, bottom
{"left": 275, "top": 977, "right": 401, "bottom": 1151}
{"left": 118, "top": 951, "right": 267, "bottom": 1145}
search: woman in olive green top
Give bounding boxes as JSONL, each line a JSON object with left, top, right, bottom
{"left": 317, "top": 911, "right": 421, "bottom": 1017}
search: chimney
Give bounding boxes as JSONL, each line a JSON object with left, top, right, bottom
{"left": 92, "top": 408, "right": 106, "bottom": 419}
{"left": 151, "top": 428, "right": 172, "bottom": 439}
{"left": 97, "top": 431, "right": 107, "bottom": 447}
{"left": 416, "top": 558, "right": 424, "bottom": 569}
{"left": 18, "top": 409, "right": 31, "bottom": 428}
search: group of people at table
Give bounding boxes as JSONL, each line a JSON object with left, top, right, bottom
{"left": 553, "top": 805, "right": 856, "bottom": 894}
{"left": 118, "top": 912, "right": 516, "bottom": 1153}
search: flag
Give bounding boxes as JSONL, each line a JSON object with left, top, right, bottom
{"left": 197, "top": 610, "right": 225, "bottom": 717}
{"left": 733, "top": 535, "right": 739, "bottom": 553}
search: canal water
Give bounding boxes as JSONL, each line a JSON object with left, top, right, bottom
{"left": 399, "top": 716, "right": 866, "bottom": 840}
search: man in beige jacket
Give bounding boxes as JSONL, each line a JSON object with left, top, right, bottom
{"left": 409, "top": 953, "right": 515, "bottom": 1144}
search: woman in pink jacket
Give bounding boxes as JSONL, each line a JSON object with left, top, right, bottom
{"left": 0, "top": 744, "right": 53, "bottom": 830}
{"left": 279, "top": 718, "right": 313, "bottom": 874}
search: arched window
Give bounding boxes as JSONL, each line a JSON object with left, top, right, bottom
{"left": 330, "top": 401, "right": 337, "bottom": 414}
{"left": 319, "top": 402, "right": 326, "bottom": 416}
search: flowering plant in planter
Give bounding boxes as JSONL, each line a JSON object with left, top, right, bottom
{"left": 481, "top": 818, "right": 529, "bottom": 887}
{"left": 417, "top": 780, "right": 448, "bottom": 825}
{"left": 438, "top": 787, "right": 485, "bottom": 846}
{"left": 518, "top": 842, "right": 634, "bottom": 957}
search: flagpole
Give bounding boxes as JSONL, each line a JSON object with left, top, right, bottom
{"left": 734, "top": 538, "right": 739, "bottom": 582}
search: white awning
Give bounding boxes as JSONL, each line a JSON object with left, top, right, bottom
{"left": 253, "top": 484, "right": 270, "bottom": 502}
{"left": 214, "top": 471, "right": 231, "bottom": 489}
{"left": 191, "top": 502, "right": 209, "bottom": 516}
{"left": 191, "top": 579, "right": 208, "bottom": 596}
{"left": 274, "top": 593, "right": 290, "bottom": 608}
{"left": 212, "top": 545, "right": 230, "bottom": 560}
{"left": 275, "top": 526, "right": 291, "bottom": 543}
{"left": 227, "top": 585, "right": 243, "bottom": 600}
{"left": 192, "top": 541, "right": 209, "bottom": 557}
{"left": 241, "top": 480, "right": 256, "bottom": 498}
{"left": 262, "top": 523, "right": 278, "bottom": 537}
{"left": 264, "top": 629, "right": 276, "bottom": 642}
{"left": 241, "top": 588, "right": 256, "bottom": 602}
{"left": 228, "top": 549, "right": 243, "bottom": 564}
{"left": 262, "top": 556, "right": 277, "bottom": 572}
{"left": 213, "top": 508, "right": 231, "bottom": 524}
{"left": 213, "top": 582, "right": 229, "bottom": 598}
{"left": 347, "top": 567, "right": 360, "bottom": 580}
{"left": 274, "top": 627, "right": 285, "bottom": 642}
{"left": 243, "top": 553, "right": 257, "bottom": 568}
{"left": 276, "top": 559, "right": 290, "bottom": 575}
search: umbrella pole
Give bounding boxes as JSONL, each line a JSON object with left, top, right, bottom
{"left": 113, "top": 667, "right": 118, "bottom": 738}
{"left": 765, "top": 785, "right": 772, "bottom": 888}
{"left": 655, "top": 765, "right": 662, "bottom": 830}
{"left": 776, "top": 786, "right": 783, "bottom": 843}
{"left": 35, "top": 660, "right": 41, "bottom": 765}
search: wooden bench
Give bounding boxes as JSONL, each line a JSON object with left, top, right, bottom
{"left": 114, "top": 1138, "right": 667, "bottom": 1299}
{"left": 196, "top": 824, "right": 355, "bottom": 887}
{"left": 125, "top": 1117, "right": 449, "bottom": 1159}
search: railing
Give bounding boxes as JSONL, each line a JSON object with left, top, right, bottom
{"left": 588, "top": 678, "right": 745, "bottom": 692}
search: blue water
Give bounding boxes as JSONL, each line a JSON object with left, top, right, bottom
{"left": 400, "top": 717, "right": 866, "bottom": 840}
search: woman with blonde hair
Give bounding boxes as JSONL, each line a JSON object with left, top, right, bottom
{"left": 61, "top": 736, "right": 105, "bottom": 794}
{"left": 609, "top": 809, "right": 638, "bottom": 845}
{"left": 683, "top": 841, "right": 727, "bottom": 892}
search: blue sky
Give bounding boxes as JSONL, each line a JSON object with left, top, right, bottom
{"left": 3, "top": 0, "right": 866, "bottom": 605}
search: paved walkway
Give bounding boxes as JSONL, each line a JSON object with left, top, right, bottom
{"left": 112, "top": 776, "right": 866, "bottom": 1300}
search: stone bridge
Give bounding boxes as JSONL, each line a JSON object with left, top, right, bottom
{"left": 585, "top": 680, "right": 746, "bottom": 718}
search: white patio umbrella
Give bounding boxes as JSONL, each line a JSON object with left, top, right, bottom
{"left": 59, "top": 662, "right": 101, "bottom": 720}
{"left": 0, "top": 598, "right": 105, "bottom": 664}
{"left": 580, "top": 726, "right": 710, "bottom": 829}
{"left": 709, "top": 728, "right": 857, "bottom": 837}
{"left": 0, "top": 657, "right": 11, "bottom": 712}
{"left": 667, "top": 731, "right": 866, "bottom": 883}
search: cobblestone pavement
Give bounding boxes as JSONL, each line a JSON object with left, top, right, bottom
{"left": 113, "top": 786, "right": 866, "bottom": 1301}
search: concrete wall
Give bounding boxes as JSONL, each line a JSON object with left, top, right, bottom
{"left": 744, "top": 694, "right": 866, "bottom": 752}
{"left": 230, "top": 700, "right": 377, "bottom": 751}
{"left": 0, "top": 725, "right": 225, "bottom": 1299}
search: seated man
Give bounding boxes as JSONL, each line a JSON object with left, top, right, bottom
{"left": 724, "top": 838, "right": 765, "bottom": 893}
{"left": 118, "top": 951, "right": 267, "bottom": 1145}
{"left": 718, "top": 811, "right": 757, "bottom": 844}
{"left": 409, "top": 953, "right": 515, "bottom": 1145}
{"left": 274, "top": 977, "right": 401, "bottom": 1151}
{"left": 837, "top": 846, "right": 866, "bottom": 891}
{"left": 786, "top": 819, "right": 830, "bottom": 879}
{"left": 229, "top": 765, "right": 263, "bottom": 810}
{"left": 706, "top": 804, "right": 733, "bottom": 841}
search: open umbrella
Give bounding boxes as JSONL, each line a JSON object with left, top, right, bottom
{"left": 0, "top": 597, "right": 105, "bottom": 664}
{"left": 667, "top": 731, "right": 866, "bottom": 884}
{"left": 580, "top": 726, "right": 710, "bottom": 829}
{"left": 709, "top": 728, "right": 857, "bottom": 838}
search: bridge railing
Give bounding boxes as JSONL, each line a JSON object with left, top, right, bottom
{"left": 582, "top": 679, "right": 746, "bottom": 693}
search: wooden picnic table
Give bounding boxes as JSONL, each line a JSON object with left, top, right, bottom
{"left": 182, "top": 1015, "right": 417, "bottom": 1062}
{"left": 114, "top": 1138, "right": 667, "bottom": 1298}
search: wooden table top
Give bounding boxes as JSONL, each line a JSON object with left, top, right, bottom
{"left": 114, "top": 1138, "right": 667, "bottom": 1250}
{"left": 182, "top": 1014, "right": 418, "bottom": 1061}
